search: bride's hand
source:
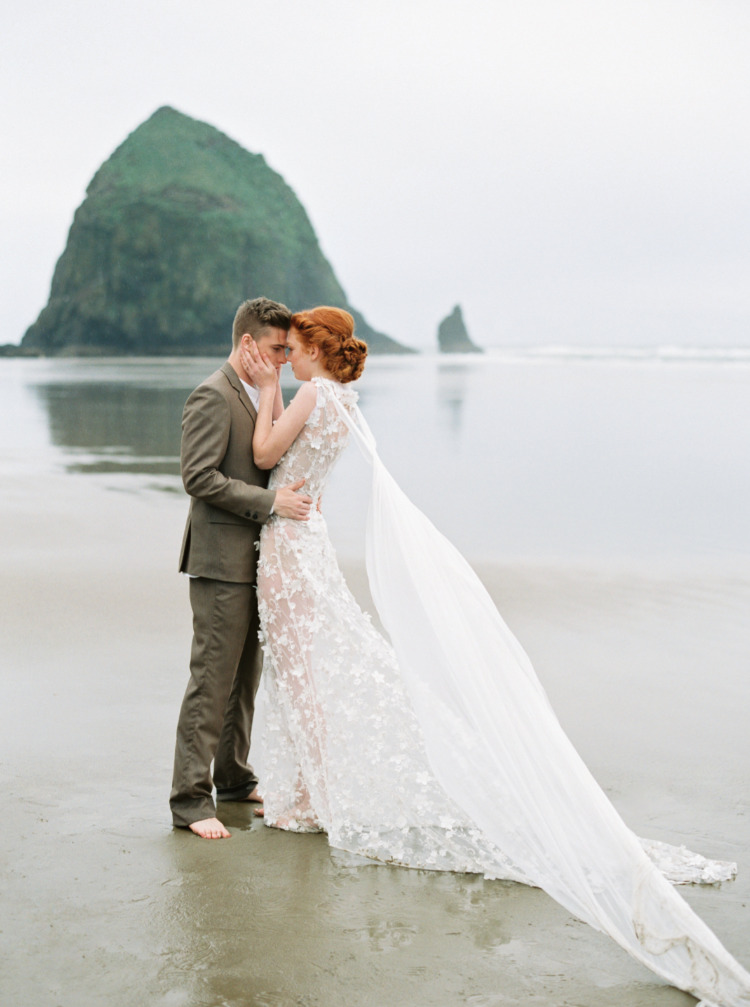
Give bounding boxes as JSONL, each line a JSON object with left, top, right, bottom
{"left": 241, "top": 339, "right": 277, "bottom": 389}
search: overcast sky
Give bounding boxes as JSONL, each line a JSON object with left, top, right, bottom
{"left": 2, "top": 1, "right": 749, "bottom": 349}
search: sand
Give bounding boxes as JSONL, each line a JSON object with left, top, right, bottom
{"left": 2, "top": 471, "right": 749, "bottom": 1006}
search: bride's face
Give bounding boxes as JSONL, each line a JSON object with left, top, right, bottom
{"left": 286, "top": 328, "right": 315, "bottom": 380}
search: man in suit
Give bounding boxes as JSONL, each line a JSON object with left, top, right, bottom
{"left": 170, "top": 297, "right": 312, "bottom": 839}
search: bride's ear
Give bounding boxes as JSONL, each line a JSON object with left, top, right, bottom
{"left": 309, "top": 344, "right": 320, "bottom": 361}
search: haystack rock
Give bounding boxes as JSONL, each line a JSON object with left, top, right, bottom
{"left": 22, "top": 106, "right": 411, "bottom": 355}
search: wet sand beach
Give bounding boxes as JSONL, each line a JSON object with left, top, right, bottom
{"left": 2, "top": 471, "right": 749, "bottom": 1007}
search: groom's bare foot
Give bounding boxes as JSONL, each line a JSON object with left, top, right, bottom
{"left": 189, "top": 817, "right": 231, "bottom": 839}
{"left": 244, "top": 786, "right": 263, "bottom": 803}
{"left": 253, "top": 807, "right": 264, "bottom": 818}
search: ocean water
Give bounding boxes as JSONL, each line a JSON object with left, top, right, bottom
{"left": 1, "top": 350, "right": 749, "bottom": 564}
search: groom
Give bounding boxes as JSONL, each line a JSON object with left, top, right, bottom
{"left": 170, "top": 296, "right": 312, "bottom": 839}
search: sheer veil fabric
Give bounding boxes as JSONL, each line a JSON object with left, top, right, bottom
{"left": 254, "top": 378, "right": 750, "bottom": 1006}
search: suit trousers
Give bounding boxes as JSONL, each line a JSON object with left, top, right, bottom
{"left": 170, "top": 577, "right": 262, "bottom": 827}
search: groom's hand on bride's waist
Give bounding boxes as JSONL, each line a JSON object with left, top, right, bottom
{"left": 273, "top": 478, "right": 313, "bottom": 520}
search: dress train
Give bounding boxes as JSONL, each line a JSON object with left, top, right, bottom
{"left": 254, "top": 377, "right": 750, "bottom": 1006}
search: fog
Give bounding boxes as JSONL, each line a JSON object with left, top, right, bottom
{"left": 3, "top": 1, "right": 749, "bottom": 348}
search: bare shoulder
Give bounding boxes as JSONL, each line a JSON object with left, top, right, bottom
{"left": 292, "top": 381, "right": 319, "bottom": 409}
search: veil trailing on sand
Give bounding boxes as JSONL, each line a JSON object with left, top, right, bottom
{"left": 329, "top": 387, "right": 750, "bottom": 1007}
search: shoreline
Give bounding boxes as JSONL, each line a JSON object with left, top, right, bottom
{"left": 2, "top": 474, "right": 749, "bottom": 1005}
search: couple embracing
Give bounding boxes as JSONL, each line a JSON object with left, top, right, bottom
{"left": 169, "top": 296, "right": 349, "bottom": 837}
{"left": 169, "top": 298, "right": 750, "bottom": 1005}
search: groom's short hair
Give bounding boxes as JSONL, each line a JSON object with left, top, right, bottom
{"left": 232, "top": 297, "right": 292, "bottom": 348}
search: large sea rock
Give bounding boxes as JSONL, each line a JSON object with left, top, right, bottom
{"left": 437, "top": 305, "right": 483, "bottom": 353}
{"left": 22, "top": 107, "right": 410, "bottom": 355}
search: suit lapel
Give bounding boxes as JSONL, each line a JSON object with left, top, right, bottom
{"left": 221, "top": 361, "right": 257, "bottom": 421}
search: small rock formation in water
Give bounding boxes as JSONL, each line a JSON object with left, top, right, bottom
{"left": 22, "top": 106, "right": 412, "bottom": 356}
{"left": 437, "top": 305, "right": 483, "bottom": 353}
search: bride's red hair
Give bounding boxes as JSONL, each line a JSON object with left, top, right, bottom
{"left": 290, "top": 307, "right": 367, "bottom": 384}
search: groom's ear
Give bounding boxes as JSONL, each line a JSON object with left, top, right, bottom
{"left": 241, "top": 333, "right": 254, "bottom": 349}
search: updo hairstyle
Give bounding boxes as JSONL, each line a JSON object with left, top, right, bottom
{"left": 290, "top": 307, "right": 367, "bottom": 383}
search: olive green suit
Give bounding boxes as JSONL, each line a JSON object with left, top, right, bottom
{"left": 170, "top": 362, "right": 276, "bottom": 827}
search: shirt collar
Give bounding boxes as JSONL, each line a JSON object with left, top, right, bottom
{"left": 239, "top": 377, "right": 260, "bottom": 410}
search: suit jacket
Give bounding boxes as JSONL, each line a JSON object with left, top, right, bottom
{"left": 179, "top": 362, "right": 276, "bottom": 583}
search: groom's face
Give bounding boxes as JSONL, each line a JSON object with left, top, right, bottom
{"left": 253, "top": 326, "right": 289, "bottom": 372}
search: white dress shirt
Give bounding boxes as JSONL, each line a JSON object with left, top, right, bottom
{"left": 240, "top": 378, "right": 261, "bottom": 412}
{"left": 240, "top": 377, "right": 274, "bottom": 515}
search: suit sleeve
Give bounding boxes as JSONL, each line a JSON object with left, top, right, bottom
{"left": 180, "top": 385, "right": 276, "bottom": 522}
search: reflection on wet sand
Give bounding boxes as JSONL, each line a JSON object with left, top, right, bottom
{"left": 437, "top": 360, "right": 471, "bottom": 434}
{"left": 22, "top": 353, "right": 750, "bottom": 562}
{"left": 31, "top": 382, "right": 189, "bottom": 475}
{"left": 159, "top": 812, "right": 567, "bottom": 1007}
{"left": 29, "top": 374, "right": 305, "bottom": 478}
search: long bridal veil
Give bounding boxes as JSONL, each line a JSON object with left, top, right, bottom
{"left": 331, "top": 391, "right": 750, "bottom": 1007}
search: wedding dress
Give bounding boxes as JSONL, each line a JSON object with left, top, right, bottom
{"left": 254, "top": 376, "right": 750, "bottom": 1006}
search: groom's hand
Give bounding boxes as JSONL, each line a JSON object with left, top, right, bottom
{"left": 273, "top": 479, "right": 313, "bottom": 520}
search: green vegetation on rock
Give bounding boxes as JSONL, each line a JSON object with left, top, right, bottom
{"left": 437, "top": 305, "right": 483, "bottom": 353}
{"left": 23, "top": 106, "right": 411, "bottom": 355}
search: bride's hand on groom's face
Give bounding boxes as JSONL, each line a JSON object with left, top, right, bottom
{"left": 241, "top": 339, "right": 277, "bottom": 388}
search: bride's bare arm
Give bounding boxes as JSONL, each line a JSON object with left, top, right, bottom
{"left": 272, "top": 379, "right": 284, "bottom": 421}
{"left": 254, "top": 383, "right": 316, "bottom": 469}
{"left": 244, "top": 342, "right": 317, "bottom": 469}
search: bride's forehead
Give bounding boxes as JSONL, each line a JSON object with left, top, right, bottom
{"left": 287, "top": 329, "right": 308, "bottom": 349}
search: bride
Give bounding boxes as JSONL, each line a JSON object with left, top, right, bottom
{"left": 243, "top": 306, "right": 750, "bottom": 1006}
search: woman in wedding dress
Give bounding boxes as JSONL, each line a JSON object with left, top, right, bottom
{"left": 243, "top": 307, "right": 750, "bottom": 1006}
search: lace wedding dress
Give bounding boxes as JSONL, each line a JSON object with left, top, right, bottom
{"left": 254, "top": 377, "right": 750, "bottom": 1006}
